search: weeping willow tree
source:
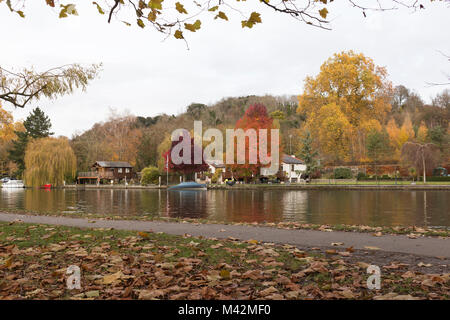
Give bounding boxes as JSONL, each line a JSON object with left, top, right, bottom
{"left": 24, "top": 137, "right": 76, "bottom": 187}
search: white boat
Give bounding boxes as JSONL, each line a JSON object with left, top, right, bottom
{"left": 1, "top": 180, "right": 25, "bottom": 188}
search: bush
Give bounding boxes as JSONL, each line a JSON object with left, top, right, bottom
{"left": 140, "top": 166, "right": 160, "bottom": 185}
{"left": 333, "top": 167, "right": 352, "bottom": 179}
{"left": 422, "top": 176, "right": 450, "bottom": 182}
{"left": 356, "top": 172, "right": 367, "bottom": 181}
{"left": 211, "top": 169, "right": 222, "bottom": 184}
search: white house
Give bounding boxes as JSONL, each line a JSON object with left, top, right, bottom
{"left": 281, "top": 154, "right": 307, "bottom": 182}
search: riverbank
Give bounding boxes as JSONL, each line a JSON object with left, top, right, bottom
{"left": 0, "top": 219, "right": 449, "bottom": 300}
{"left": 58, "top": 182, "right": 450, "bottom": 191}
{"left": 0, "top": 212, "right": 449, "bottom": 258}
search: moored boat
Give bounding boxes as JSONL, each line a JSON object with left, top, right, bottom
{"left": 168, "top": 181, "right": 207, "bottom": 191}
{"left": 1, "top": 180, "right": 25, "bottom": 188}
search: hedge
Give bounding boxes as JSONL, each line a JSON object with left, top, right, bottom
{"left": 333, "top": 168, "right": 353, "bottom": 179}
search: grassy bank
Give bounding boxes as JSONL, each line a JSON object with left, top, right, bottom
{"left": 0, "top": 221, "right": 449, "bottom": 300}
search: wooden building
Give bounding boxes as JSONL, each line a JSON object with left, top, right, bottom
{"left": 77, "top": 161, "right": 135, "bottom": 184}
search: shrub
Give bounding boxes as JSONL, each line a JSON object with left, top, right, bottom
{"left": 141, "top": 166, "right": 160, "bottom": 185}
{"left": 333, "top": 167, "right": 352, "bottom": 179}
{"left": 421, "top": 176, "right": 450, "bottom": 182}
{"left": 211, "top": 169, "right": 222, "bottom": 184}
{"left": 356, "top": 172, "right": 366, "bottom": 181}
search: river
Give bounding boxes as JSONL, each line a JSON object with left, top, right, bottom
{"left": 1, "top": 188, "right": 449, "bottom": 227}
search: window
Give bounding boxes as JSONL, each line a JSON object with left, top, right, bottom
{"left": 126, "top": 168, "right": 130, "bottom": 173}
{"left": 118, "top": 168, "right": 123, "bottom": 173}
{"left": 291, "top": 164, "right": 295, "bottom": 171}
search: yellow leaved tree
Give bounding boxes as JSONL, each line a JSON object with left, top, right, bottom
{"left": 24, "top": 137, "right": 76, "bottom": 187}
{"left": 297, "top": 51, "right": 392, "bottom": 163}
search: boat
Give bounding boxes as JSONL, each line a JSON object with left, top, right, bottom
{"left": 1, "top": 180, "right": 25, "bottom": 188}
{"left": 168, "top": 181, "right": 207, "bottom": 191}
{"left": 41, "top": 184, "right": 52, "bottom": 189}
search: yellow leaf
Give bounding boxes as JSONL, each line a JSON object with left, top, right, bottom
{"left": 319, "top": 8, "right": 328, "bottom": 19}
{"left": 92, "top": 2, "right": 104, "bottom": 14}
{"left": 148, "top": 9, "right": 157, "bottom": 21}
{"left": 175, "top": 2, "right": 187, "bottom": 14}
{"left": 208, "top": 6, "right": 219, "bottom": 12}
{"left": 138, "top": 231, "right": 149, "bottom": 238}
{"left": 102, "top": 271, "right": 123, "bottom": 285}
{"left": 184, "top": 20, "right": 201, "bottom": 32}
{"left": 136, "top": 18, "right": 146, "bottom": 28}
{"left": 174, "top": 30, "right": 184, "bottom": 39}
{"left": 220, "top": 269, "right": 231, "bottom": 280}
{"left": 215, "top": 11, "right": 228, "bottom": 21}
{"left": 248, "top": 239, "right": 259, "bottom": 244}
{"left": 241, "top": 12, "right": 261, "bottom": 29}
{"left": 148, "top": 0, "right": 163, "bottom": 10}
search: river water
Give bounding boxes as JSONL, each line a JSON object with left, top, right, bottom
{"left": 0, "top": 188, "right": 448, "bottom": 227}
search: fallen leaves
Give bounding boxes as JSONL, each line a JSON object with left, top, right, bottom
{"left": 0, "top": 222, "right": 448, "bottom": 301}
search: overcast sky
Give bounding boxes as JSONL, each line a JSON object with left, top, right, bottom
{"left": 2, "top": 1, "right": 449, "bottom": 137}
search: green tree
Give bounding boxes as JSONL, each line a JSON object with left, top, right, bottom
{"left": 298, "top": 130, "right": 318, "bottom": 176}
{"left": 366, "top": 129, "right": 391, "bottom": 180}
{"left": 367, "top": 129, "right": 391, "bottom": 162}
{"left": 8, "top": 107, "right": 53, "bottom": 177}
{"left": 428, "top": 125, "right": 445, "bottom": 149}
{"left": 141, "top": 166, "right": 160, "bottom": 185}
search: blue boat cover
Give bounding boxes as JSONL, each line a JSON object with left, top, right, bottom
{"left": 168, "top": 182, "right": 207, "bottom": 190}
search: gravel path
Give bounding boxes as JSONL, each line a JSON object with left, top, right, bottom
{"left": 0, "top": 212, "right": 449, "bottom": 259}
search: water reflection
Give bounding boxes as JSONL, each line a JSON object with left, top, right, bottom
{"left": 0, "top": 188, "right": 448, "bottom": 227}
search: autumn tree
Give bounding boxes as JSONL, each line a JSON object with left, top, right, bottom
{"left": 302, "top": 102, "right": 352, "bottom": 163}
{"left": 24, "top": 137, "right": 77, "bottom": 187}
{"left": 228, "top": 103, "right": 279, "bottom": 178}
{"left": 163, "top": 134, "right": 209, "bottom": 181}
{"left": 386, "top": 114, "right": 415, "bottom": 159}
{"left": 0, "top": 103, "right": 24, "bottom": 176}
{"left": 297, "top": 51, "right": 392, "bottom": 162}
{"left": 401, "top": 142, "right": 440, "bottom": 183}
{"left": 416, "top": 121, "right": 428, "bottom": 143}
{"left": 0, "top": 64, "right": 100, "bottom": 108}
{"left": 1, "top": 1, "right": 444, "bottom": 41}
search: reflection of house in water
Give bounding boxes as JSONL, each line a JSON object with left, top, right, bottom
{"left": 281, "top": 191, "right": 308, "bottom": 222}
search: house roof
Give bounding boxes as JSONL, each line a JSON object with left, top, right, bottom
{"left": 93, "top": 161, "right": 133, "bottom": 168}
{"left": 282, "top": 154, "right": 304, "bottom": 165}
{"left": 206, "top": 160, "right": 226, "bottom": 168}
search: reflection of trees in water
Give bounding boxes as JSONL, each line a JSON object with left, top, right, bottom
{"left": 81, "top": 189, "right": 142, "bottom": 216}
{"left": 208, "top": 190, "right": 287, "bottom": 223}
{"left": 303, "top": 190, "right": 448, "bottom": 227}
{"left": 24, "top": 189, "right": 72, "bottom": 213}
{"left": 2, "top": 189, "right": 449, "bottom": 227}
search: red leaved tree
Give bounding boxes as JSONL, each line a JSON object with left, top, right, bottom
{"left": 162, "top": 134, "right": 209, "bottom": 181}
{"left": 228, "top": 103, "right": 280, "bottom": 180}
